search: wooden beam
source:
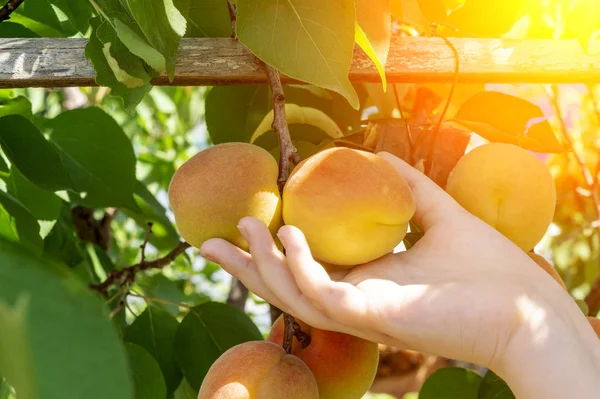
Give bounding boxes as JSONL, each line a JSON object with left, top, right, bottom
{"left": 0, "top": 36, "right": 598, "bottom": 88}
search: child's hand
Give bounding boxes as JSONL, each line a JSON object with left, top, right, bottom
{"left": 200, "top": 152, "right": 600, "bottom": 398}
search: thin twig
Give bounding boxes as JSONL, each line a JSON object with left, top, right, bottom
{"left": 426, "top": 33, "right": 459, "bottom": 175}
{"left": 89, "top": 241, "right": 191, "bottom": 296}
{"left": 549, "top": 85, "right": 600, "bottom": 315}
{"left": 227, "top": 0, "right": 237, "bottom": 39}
{"left": 265, "top": 65, "right": 303, "bottom": 192}
{"left": 0, "top": 0, "right": 25, "bottom": 23}
{"left": 129, "top": 291, "right": 192, "bottom": 309}
{"left": 109, "top": 291, "right": 128, "bottom": 319}
{"left": 393, "top": 84, "right": 414, "bottom": 165}
{"left": 140, "top": 222, "right": 154, "bottom": 265}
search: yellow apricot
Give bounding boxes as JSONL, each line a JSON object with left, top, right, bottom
{"left": 168, "top": 143, "right": 282, "bottom": 251}
{"left": 446, "top": 143, "right": 556, "bottom": 251}
{"left": 282, "top": 147, "right": 416, "bottom": 266}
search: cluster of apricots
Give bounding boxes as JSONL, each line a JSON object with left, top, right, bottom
{"left": 168, "top": 141, "right": 599, "bottom": 398}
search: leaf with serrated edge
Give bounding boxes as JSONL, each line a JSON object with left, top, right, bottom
{"left": 237, "top": 0, "right": 359, "bottom": 109}
{"left": 355, "top": 0, "right": 391, "bottom": 90}
{"left": 251, "top": 104, "right": 344, "bottom": 143}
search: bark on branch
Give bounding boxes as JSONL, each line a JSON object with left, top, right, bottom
{"left": 0, "top": 0, "right": 25, "bottom": 23}
{"left": 89, "top": 239, "right": 191, "bottom": 297}
{"left": 265, "top": 65, "right": 302, "bottom": 192}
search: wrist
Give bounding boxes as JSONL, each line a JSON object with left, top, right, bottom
{"left": 494, "top": 296, "right": 600, "bottom": 398}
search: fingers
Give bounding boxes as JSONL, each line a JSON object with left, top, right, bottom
{"left": 278, "top": 225, "right": 370, "bottom": 328}
{"left": 377, "top": 151, "right": 465, "bottom": 230}
{"left": 199, "top": 238, "right": 287, "bottom": 311}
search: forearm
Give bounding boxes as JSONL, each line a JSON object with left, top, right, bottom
{"left": 495, "top": 304, "right": 600, "bottom": 399}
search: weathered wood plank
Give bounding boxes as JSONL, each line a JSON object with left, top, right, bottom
{"left": 0, "top": 36, "right": 598, "bottom": 88}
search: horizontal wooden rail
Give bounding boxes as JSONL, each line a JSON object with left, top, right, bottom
{"left": 0, "top": 36, "right": 598, "bottom": 88}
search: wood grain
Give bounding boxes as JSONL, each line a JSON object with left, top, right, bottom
{"left": 0, "top": 37, "right": 598, "bottom": 88}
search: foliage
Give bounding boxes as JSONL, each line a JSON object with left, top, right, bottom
{"left": 0, "top": 1, "right": 599, "bottom": 398}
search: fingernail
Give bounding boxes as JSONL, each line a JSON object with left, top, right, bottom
{"left": 201, "top": 251, "right": 217, "bottom": 263}
{"left": 276, "top": 232, "right": 286, "bottom": 247}
{"left": 237, "top": 224, "right": 248, "bottom": 240}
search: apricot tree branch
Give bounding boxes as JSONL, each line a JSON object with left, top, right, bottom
{"left": 265, "top": 65, "right": 303, "bottom": 193}
{"left": 264, "top": 66, "right": 304, "bottom": 353}
{"left": 549, "top": 85, "right": 600, "bottom": 315}
{"left": 226, "top": 0, "right": 303, "bottom": 354}
{"left": 0, "top": 0, "right": 25, "bottom": 23}
{"left": 89, "top": 240, "right": 191, "bottom": 297}
{"left": 226, "top": 0, "right": 237, "bottom": 39}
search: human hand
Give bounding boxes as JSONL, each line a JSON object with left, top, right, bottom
{"left": 200, "top": 151, "right": 600, "bottom": 396}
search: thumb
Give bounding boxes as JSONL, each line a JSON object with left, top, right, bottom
{"left": 377, "top": 152, "right": 465, "bottom": 230}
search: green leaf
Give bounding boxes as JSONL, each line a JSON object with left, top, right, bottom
{"left": 205, "top": 85, "right": 270, "bottom": 144}
{"left": 0, "top": 237, "right": 134, "bottom": 399}
{"left": 0, "top": 96, "right": 32, "bottom": 119}
{"left": 0, "top": 190, "right": 42, "bottom": 251}
{"left": 112, "top": 18, "right": 167, "bottom": 72}
{"left": 48, "top": 0, "right": 94, "bottom": 34}
{"left": 125, "top": 181, "right": 180, "bottom": 248}
{"left": 451, "top": 91, "right": 564, "bottom": 153}
{"left": 0, "top": 295, "right": 37, "bottom": 399}
{"left": 126, "top": 0, "right": 186, "bottom": 79}
{"left": 237, "top": 0, "right": 359, "bottom": 109}
{"left": 6, "top": 13, "right": 64, "bottom": 37}
{"left": 0, "top": 207, "right": 18, "bottom": 243}
{"left": 0, "top": 22, "right": 39, "bottom": 38}
{"left": 419, "top": 367, "right": 482, "bottom": 399}
{"left": 173, "top": 378, "right": 197, "bottom": 399}
{"left": 85, "top": 17, "right": 152, "bottom": 113}
{"left": 43, "top": 208, "right": 85, "bottom": 268}
{"left": 478, "top": 370, "right": 515, "bottom": 399}
{"left": 0, "top": 115, "right": 70, "bottom": 191}
{"left": 250, "top": 104, "right": 344, "bottom": 143}
{"left": 96, "top": 20, "right": 152, "bottom": 88}
{"left": 15, "top": 0, "right": 64, "bottom": 34}
{"left": 124, "top": 306, "right": 182, "bottom": 395}
{"left": 124, "top": 343, "right": 167, "bottom": 399}
{"left": 174, "top": 302, "right": 263, "bottom": 391}
{"left": 47, "top": 107, "right": 139, "bottom": 209}
{"left": 137, "top": 274, "right": 189, "bottom": 315}
{"left": 8, "top": 168, "right": 61, "bottom": 221}
{"left": 355, "top": 0, "right": 391, "bottom": 90}
{"left": 178, "top": 0, "right": 231, "bottom": 38}
{"left": 0, "top": 154, "right": 7, "bottom": 174}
